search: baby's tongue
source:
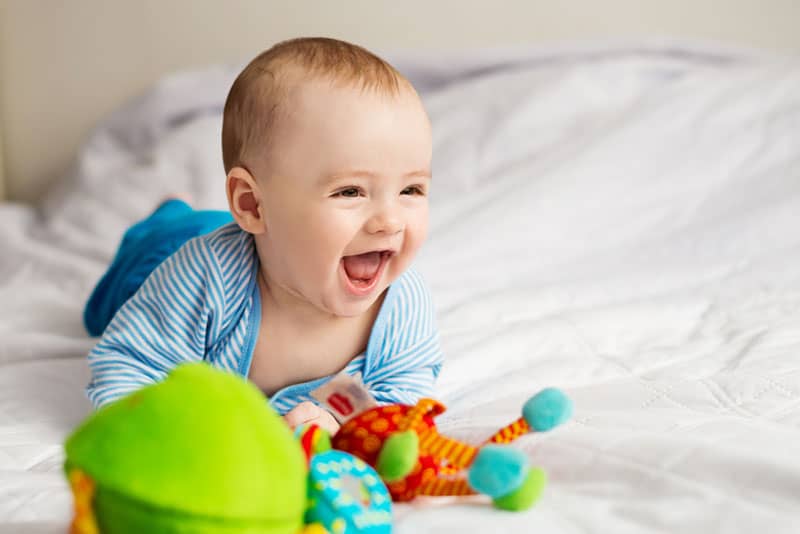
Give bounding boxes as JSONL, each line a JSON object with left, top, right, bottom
{"left": 343, "top": 252, "right": 382, "bottom": 280}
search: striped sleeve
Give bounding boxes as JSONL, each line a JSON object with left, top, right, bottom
{"left": 365, "top": 269, "right": 444, "bottom": 405}
{"left": 86, "top": 237, "right": 223, "bottom": 409}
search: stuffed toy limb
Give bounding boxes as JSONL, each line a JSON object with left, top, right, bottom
{"left": 312, "top": 388, "right": 572, "bottom": 511}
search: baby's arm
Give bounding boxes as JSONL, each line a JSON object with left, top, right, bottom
{"left": 364, "top": 270, "right": 444, "bottom": 406}
{"left": 368, "top": 341, "right": 443, "bottom": 406}
{"left": 86, "top": 238, "right": 217, "bottom": 409}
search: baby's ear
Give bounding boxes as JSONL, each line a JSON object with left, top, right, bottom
{"left": 226, "top": 167, "right": 266, "bottom": 235}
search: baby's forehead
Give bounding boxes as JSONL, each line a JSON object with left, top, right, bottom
{"left": 282, "top": 69, "right": 416, "bottom": 103}
{"left": 233, "top": 61, "right": 428, "bottom": 177}
{"left": 270, "top": 75, "right": 425, "bottom": 131}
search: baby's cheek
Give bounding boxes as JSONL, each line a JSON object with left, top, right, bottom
{"left": 411, "top": 207, "right": 430, "bottom": 244}
{"left": 391, "top": 244, "right": 417, "bottom": 280}
{"left": 404, "top": 223, "right": 428, "bottom": 257}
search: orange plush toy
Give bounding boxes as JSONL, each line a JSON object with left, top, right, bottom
{"left": 317, "top": 389, "right": 572, "bottom": 511}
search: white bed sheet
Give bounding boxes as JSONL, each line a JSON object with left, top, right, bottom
{"left": 1, "top": 42, "right": 799, "bottom": 533}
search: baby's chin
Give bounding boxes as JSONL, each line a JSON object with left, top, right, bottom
{"left": 323, "top": 288, "right": 389, "bottom": 318}
{"left": 317, "top": 274, "right": 393, "bottom": 318}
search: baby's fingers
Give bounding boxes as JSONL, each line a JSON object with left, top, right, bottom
{"left": 312, "top": 409, "right": 341, "bottom": 435}
{"left": 284, "top": 401, "right": 321, "bottom": 429}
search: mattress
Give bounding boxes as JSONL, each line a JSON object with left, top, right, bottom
{"left": 2, "top": 41, "right": 799, "bottom": 533}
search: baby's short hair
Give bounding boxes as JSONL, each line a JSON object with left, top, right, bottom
{"left": 222, "top": 37, "right": 409, "bottom": 174}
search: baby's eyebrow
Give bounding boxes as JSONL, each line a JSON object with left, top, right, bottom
{"left": 321, "top": 169, "right": 431, "bottom": 184}
{"left": 404, "top": 169, "right": 432, "bottom": 180}
{"left": 325, "top": 170, "right": 377, "bottom": 182}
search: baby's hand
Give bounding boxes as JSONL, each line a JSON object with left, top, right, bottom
{"left": 284, "top": 401, "right": 340, "bottom": 435}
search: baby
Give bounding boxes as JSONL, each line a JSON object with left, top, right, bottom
{"left": 84, "top": 37, "right": 442, "bottom": 433}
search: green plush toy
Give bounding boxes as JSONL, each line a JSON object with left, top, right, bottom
{"left": 64, "top": 363, "right": 313, "bottom": 534}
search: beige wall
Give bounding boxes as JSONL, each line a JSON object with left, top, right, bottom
{"left": 2, "top": 0, "right": 799, "bottom": 202}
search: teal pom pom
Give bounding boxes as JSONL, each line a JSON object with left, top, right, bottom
{"left": 523, "top": 388, "right": 573, "bottom": 431}
{"left": 468, "top": 445, "right": 529, "bottom": 499}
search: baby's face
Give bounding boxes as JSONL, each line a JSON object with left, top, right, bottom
{"left": 254, "top": 80, "right": 432, "bottom": 317}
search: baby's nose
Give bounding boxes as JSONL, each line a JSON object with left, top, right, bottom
{"left": 366, "top": 210, "right": 403, "bottom": 235}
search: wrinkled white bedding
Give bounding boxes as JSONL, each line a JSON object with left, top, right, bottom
{"left": 2, "top": 42, "right": 800, "bottom": 533}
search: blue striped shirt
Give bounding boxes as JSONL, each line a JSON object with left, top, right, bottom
{"left": 87, "top": 223, "right": 443, "bottom": 414}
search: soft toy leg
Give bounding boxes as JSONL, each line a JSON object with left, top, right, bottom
{"left": 486, "top": 417, "right": 531, "bottom": 444}
{"left": 417, "top": 476, "right": 476, "bottom": 497}
{"left": 468, "top": 446, "right": 546, "bottom": 511}
{"left": 418, "top": 429, "right": 478, "bottom": 469}
{"left": 486, "top": 388, "right": 574, "bottom": 444}
{"left": 68, "top": 469, "right": 99, "bottom": 534}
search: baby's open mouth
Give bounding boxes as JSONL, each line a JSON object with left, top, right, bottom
{"left": 341, "top": 250, "right": 393, "bottom": 294}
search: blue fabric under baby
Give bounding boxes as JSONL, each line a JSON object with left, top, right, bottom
{"left": 83, "top": 199, "right": 233, "bottom": 336}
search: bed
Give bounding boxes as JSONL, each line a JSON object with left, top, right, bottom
{"left": 1, "top": 41, "right": 799, "bottom": 533}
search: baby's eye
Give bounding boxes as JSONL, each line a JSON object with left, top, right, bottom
{"left": 401, "top": 185, "right": 426, "bottom": 196}
{"left": 333, "top": 187, "right": 362, "bottom": 198}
